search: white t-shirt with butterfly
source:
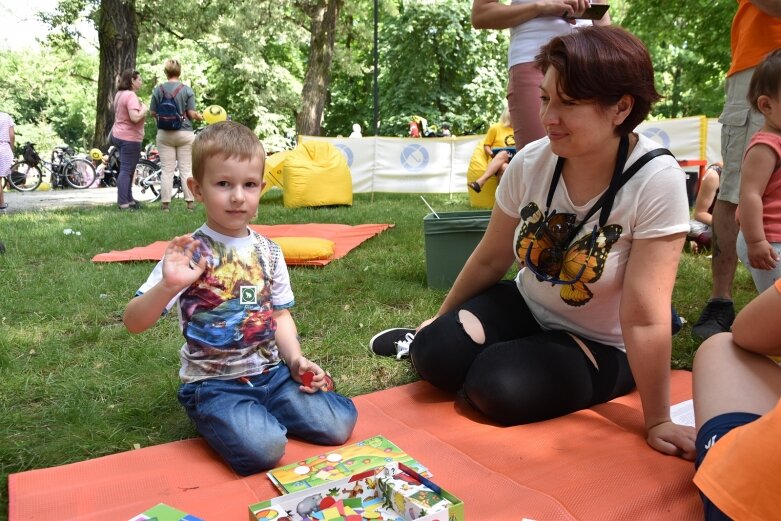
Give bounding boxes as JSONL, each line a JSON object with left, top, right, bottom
{"left": 495, "top": 134, "right": 689, "bottom": 349}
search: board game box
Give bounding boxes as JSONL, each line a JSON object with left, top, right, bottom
{"left": 267, "top": 435, "right": 430, "bottom": 494}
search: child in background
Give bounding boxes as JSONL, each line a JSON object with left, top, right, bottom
{"left": 736, "top": 49, "right": 781, "bottom": 292}
{"left": 123, "top": 121, "right": 357, "bottom": 475}
{"left": 469, "top": 108, "right": 514, "bottom": 193}
{"left": 688, "top": 163, "right": 722, "bottom": 253}
{"left": 692, "top": 278, "right": 781, "bottom": 520}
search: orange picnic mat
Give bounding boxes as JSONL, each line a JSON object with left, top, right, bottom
{"left": 91, "top": 223, "right": 394, "bottom": 266}
{"left": 8, "top": 371, "right": 700, "bottom": 521}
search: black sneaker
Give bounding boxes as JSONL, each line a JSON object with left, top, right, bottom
{"left": 691, "top": 299, "right": 735, "bottom": 340}
{"left": 369, "top": 328, "right": 416, "bottom": 359}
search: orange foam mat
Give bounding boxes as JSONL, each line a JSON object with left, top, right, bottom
{"left": 8, "top": 370, "right": 700, "bottom": 521}
{"left": 91, "top": 223, "right": 394, "bottom": 266}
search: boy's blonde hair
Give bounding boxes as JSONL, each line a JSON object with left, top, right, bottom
{"left": 748, "top": 49, "right": 781, "bottom": 112}
{"left": 192, "top": 121, "right": 266, "bottom": 183}
{"left": 164, "top": 59, "right": 182, "bottom": 79}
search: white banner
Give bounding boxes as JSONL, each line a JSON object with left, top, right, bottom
{"left": 301, "top": 116, "right": 720, "bottom": 194}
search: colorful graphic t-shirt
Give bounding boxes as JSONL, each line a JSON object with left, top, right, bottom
{"left": 495, "top": 134, "right": 689, "bottom": 348}
{"left": 137, "top": 225, "right": 295, "bottom": 383}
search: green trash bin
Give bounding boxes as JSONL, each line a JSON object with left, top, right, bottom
{"left": 423, "top": 210, "right": 492, "bottom": 289}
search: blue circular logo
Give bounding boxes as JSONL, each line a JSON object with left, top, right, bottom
{"left": 400, "top": 144, "right": 429, "bottom": 172}
{"left": 641, "top": 127, "right": 671, "bottom": 148}
{"left": 334, "top": 144, "right": 354, "bottom": 168}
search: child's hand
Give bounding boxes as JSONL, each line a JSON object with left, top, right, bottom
{"left": 747, "top": 239, "right": 779, "bottom": 270}
{"left": 289, "top": 356, "right": 328, "bottom": 393}
{"left": 161, "top": 235, "right": 206, "bottom": 291}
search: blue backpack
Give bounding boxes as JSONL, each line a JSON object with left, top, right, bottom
{"left": 155, "top": 84, "right": 185, "bottom": 130}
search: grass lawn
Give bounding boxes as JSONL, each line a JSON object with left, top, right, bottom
{"left": 0, "top": 190, "right": 759, "bottom": 519}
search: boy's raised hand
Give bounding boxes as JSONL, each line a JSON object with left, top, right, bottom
{"left": 162, "top": 235, "right": 206, "bottom": 290}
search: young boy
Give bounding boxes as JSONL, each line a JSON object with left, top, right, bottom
{"left": 124, "top": 121, "right": 357, "bottom": 476}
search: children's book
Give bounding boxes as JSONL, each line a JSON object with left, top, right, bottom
{"left": 127, "top": 503, "right": 205, "bottom": 521}
{"left": 266, "top": 434, "right": 431, "bottom": 494}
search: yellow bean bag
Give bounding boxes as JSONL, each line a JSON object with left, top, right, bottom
{"left": 466, "top": 144, "right": 498, "bottom": 209}
{"left": 283, "top": 141, "right": 352, "bottom": 208}
{"left": 262, "top": 151, "right": 287, "bottom": 196}
{"left": 273, "top": 236, "right": 335, "bottom": 261}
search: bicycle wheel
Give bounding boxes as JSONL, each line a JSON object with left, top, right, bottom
{"left": 131, "top": 159, "right": 162, "bottom": 203}
{"left": 64, "top": 158, "right": 97, "bottom": 189}
{"left": 8, "top": 162, "right": 43, "bottom": 191}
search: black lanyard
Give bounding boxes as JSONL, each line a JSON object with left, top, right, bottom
{"left": 543, "top": 135, "right": 674, "bottom": 247}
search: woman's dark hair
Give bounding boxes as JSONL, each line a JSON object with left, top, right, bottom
{"left": 748, "top": 49, "right": 781, "bottom": 112}
{"left": 534, "top": 26, "right": 661, "bottom": 136}
{"left": 117, "top": 69, "right": 140, "bottom": 91}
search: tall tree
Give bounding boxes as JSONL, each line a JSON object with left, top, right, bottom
{"left": 295, "top": 0, "right": 343, "bottom": 135}
{"left": 94, "top": 0, "right": 138, "bottom": 148}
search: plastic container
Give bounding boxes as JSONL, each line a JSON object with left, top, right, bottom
{"left": 423, "top": 210, "right": 492, "bottom": 289}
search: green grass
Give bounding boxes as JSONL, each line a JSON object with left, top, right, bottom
{"left": 0, "top": 190, "right": 759, "bottom": 519}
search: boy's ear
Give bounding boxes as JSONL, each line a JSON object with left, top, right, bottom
{"left": 187, "top": 177, "right": 203, "bottom": 201}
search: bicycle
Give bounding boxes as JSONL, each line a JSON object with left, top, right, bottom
{"left": 132, "top": 160, "right": 183, "bottom": 203}
{"left": 9, "top": 143, "right": 97, "bottom": 191}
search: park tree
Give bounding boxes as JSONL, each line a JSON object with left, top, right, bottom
{"left": 295, "top": 0, "right": 344, "bottom": 136}
{"left": 619, "top": 0, "right": 734, "bottom": 119}
{"left": 373, "top": 0, "right": 509, "bottom": 136}
{"left": 95, "top": 0, "right": 138, "bottom": 149}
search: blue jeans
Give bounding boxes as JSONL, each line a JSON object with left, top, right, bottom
{"left": 111, "top": 136, "right": 141, "bottom": 206}
{"left": 177, "top": 364, "right": 358, "bottom": 476}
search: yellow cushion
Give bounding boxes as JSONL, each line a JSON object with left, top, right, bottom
{"left": 283, "top": 141, "right": 353, "bottom": 208}
{"left": 273, "top": 236, "right": 335, "bottom": 261}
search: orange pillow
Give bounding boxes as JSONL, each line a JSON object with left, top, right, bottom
{"left": 273, "top": 236, "right": 335, "bottom": 261}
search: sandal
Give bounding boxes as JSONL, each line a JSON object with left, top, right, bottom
{"left": 186, "top": 202, "right": 195, "bottom": 211}
{"left": 468, "top": 181, "right": 482, "bottom": 193}
{"left": 161, "top": 203, "right": 170, "bottom": 212}
{"left": 0, "top": 203, "right": 8, "bottom": 210}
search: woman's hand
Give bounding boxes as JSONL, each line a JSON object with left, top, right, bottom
{"left": 647, "top": 421, "right": 696, "bottom": 460}
{"left": 747, "top": 239, "right": 779, "bottom": 270}
{"left": 161, "top": 235, "right": 206, "bottom": 291}
{"left": 535, "top": 0, "right": 589, "bottom": 18}
{"left": 289, "top": 356, "right": 328, "bottom": 393}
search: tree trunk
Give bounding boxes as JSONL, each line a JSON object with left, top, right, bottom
{"left": 296, "top": 0, "right": 343, "bottom": 136}
{"left": 94, "top": 0, "right": 138, "bottom": 149}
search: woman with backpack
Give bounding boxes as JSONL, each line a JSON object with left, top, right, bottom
{"left": 111, "top": 69, "right": 148, "bottom": 210}
{"left": 150, "top": 59, "right": 203, "bottom": 212}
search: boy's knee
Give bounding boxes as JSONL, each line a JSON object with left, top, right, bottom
{"left": 308, "top": 398, "right": 358, "bottom": 446}
{"left": 228, "top": 430, "right": 287, "bottom": 476}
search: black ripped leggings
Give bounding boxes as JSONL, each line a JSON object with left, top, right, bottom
{"left": 410, "top": 281, "right": 635, "bottom": 425}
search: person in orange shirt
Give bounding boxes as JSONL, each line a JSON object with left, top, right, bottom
{"left": 692, "top": 0, "right": 781, "bottom": 340}
{"left": 692, "top": 278, "right": 781, "bottom": 520}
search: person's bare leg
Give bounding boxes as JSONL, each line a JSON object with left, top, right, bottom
{"left": 473, "top": 152, "right": 508, "bottom": 188}
{"left": 710, "top": 200, "right": 739, "bottom": 300}
{"left": 692, "top": 200, "right": 738, "bottom": 339}
{"left": 693, "top": 332, "right": 781, "bottom": 431}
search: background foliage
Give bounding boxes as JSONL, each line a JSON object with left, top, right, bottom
{"left": 0, "top": 0, "right": 735, "bottom": 155}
